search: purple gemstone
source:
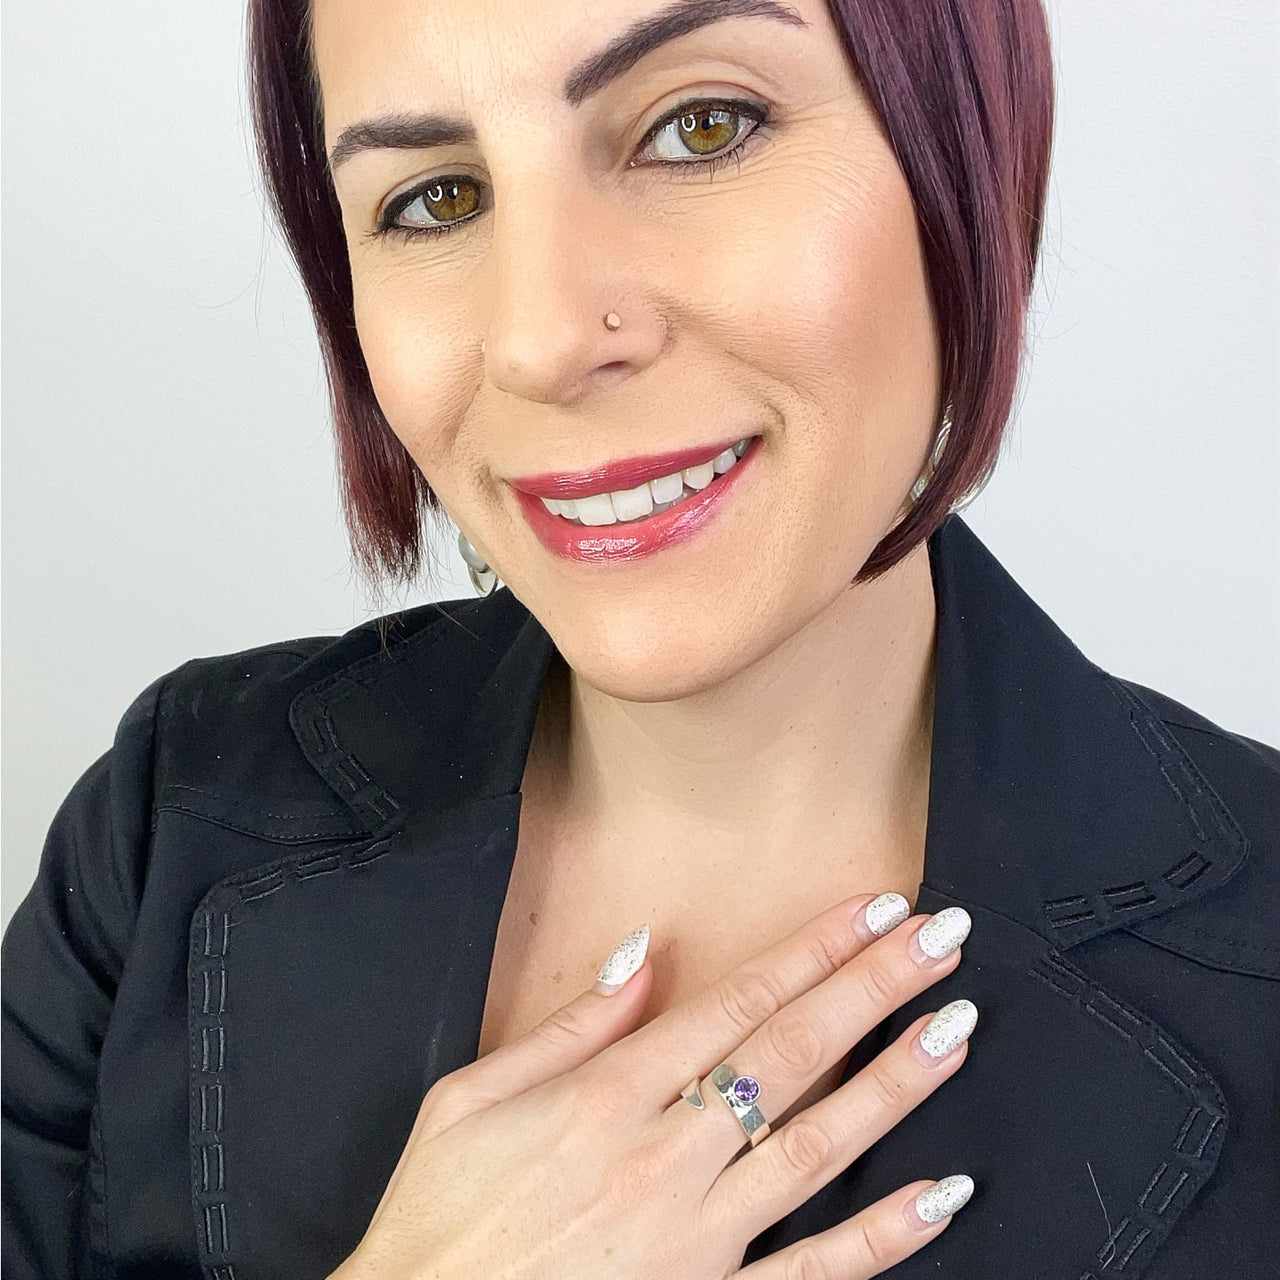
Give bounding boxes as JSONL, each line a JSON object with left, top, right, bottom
{"left": 732, "top": 1075, "right": 760, "bottom": 1104}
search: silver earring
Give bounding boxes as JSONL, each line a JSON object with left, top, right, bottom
{"left": 910, "top": 410, "right": 952, "bottom": 502}
{"left": 457, "top": 530, "right": 498, "bottom": 596}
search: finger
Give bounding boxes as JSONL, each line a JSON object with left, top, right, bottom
{"left": 704, "top": 1005, "right": 976, "bottom": 1229}
{"left": 617, "top": 891, "right": 919, "bottom": 1110}
{"left": 416, "top": 926, "right": 655, "bottom": 1141}
{"left": 653, "top": 906, "right": 968, "bottom": 1161}
{"left": 735, "top": 1175, "right": 975, "bottom": 1280}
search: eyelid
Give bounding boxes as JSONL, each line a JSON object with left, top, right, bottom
{"left": 371, "top": 93, "right": 774, "bottom": 238}
{"left": 629, "top": 94, "right": 770, "bottom": 166}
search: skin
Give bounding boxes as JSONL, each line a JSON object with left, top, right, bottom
{"left": 313, "top": 0, "right": 942, "bottom": 1057}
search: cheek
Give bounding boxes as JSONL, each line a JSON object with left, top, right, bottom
{"left": 694, "top": 151, "right": 940, "bottom": 531}
{"left": 350, "top": 266, "right": 473, "bottom": 479}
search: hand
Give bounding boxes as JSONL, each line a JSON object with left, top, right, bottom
{"left": 330, "top": 892, "right": 976, "bottom": 1279}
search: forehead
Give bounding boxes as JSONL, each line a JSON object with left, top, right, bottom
{"left": 310, "top": 0, "right": 818, "bottom": 129}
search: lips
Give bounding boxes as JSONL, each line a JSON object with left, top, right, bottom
{"left": 512, "top": 436, "right": 760, "bottom": 564}
{"left": 506, "top": 436, "right": 746, "bottom": 501}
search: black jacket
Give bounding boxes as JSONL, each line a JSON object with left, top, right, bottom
{"left": 4, "top": 515, "right": 1278, "bottom": 1280}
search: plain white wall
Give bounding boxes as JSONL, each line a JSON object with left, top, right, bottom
{"left": 3, "top": 0, "right": 1277, "bottom": 933}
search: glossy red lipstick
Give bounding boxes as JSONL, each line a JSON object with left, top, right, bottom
{"left": 507, "top": 436, "right": 745, "bottom": 501}
{"left": 510, "top": 436, "right": 760, "bottom": 564}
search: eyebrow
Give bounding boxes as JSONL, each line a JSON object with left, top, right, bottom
{"left": 326, "top": 0, "right": 807, "bottom": 174}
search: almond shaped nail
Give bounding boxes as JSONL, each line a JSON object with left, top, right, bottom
{"left": 916, "top": 907, "right": 971, "bottom": 959}
{"left": 595, "top": 923, "right": 650, "bottom": 992}
{"left": 919, "top": 999, "right": 978, "bottom": 1058}
{"left": 915, "top": 1173, "right": 975, "bottom": 1223}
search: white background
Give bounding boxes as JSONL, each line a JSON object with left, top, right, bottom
{"left": 3, "top": 0, "right": 1278, "bottom": 932}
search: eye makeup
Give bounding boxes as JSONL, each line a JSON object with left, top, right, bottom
{"left": 367, "top": 95, "right": 776, "bottom": 243}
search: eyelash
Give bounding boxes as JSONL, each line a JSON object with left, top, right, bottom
{"left": 370, "top": 97, "right": 774, "bottom": 243}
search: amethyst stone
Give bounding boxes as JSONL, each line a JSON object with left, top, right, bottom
{"left": 732, "top": 1075, "right": 761, "bottom": 1104}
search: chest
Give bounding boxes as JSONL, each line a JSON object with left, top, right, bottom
{"left": 475, "top": 825, "right": 921, "bottom": 1126}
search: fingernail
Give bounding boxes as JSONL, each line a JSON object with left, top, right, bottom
{"left": 594, "top": 923, "right": 649, "bottom": 995}
{"left": 915, "top": 999, "right": 978, "bottom": 1063}
{"left": 862, "top": 892, "right": 911, "bottom": 937}
{"left": 908, "top": 1174, "right": 975, "bottom": 1229}
{"left": 911, "top": 907, "right": 971, "bottom": 965}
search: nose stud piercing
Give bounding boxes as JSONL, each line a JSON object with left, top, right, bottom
{"left": 480, "top": 311, "right": 621, "bottom": 354}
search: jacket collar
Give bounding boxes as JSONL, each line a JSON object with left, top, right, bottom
{"left": 288, "top": 512, "right": 1248, "bottom": 951}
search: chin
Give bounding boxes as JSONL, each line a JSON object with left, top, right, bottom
{"left": 535, "top": 594, "right": 760, "bottom": 704}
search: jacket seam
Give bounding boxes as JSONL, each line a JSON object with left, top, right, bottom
{"left": 287, "top": 609, "right": 465, "bottom": 827}
{"left": 160, "top": 783, "right": 367, "bottom": 825}
{"left": 187, "top": 832, "right": 400, "bottom": 1279}
{"left": 84, "top": 1099, "right": 111, "bottom": 1274}
{"left": 1104, "top": 675, "right": 1243, "bottom": 854}
{"left": 156, "top": 800, "right": 369, "bottom": 845}
{"left": 1029, "top": 949, "right": 1229, "bottom": 1275}
{"left": 189, "top": 898, "right": 235, "bottom": 1280}
{"left": 1031, "top": 675, "right": 1250, "bottom": 947}
{"left": 1136, "top": 921, "right": 1278, "bottom": 956}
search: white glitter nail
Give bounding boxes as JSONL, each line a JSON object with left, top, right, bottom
{"left": 916, "top": 907, "right": 972, "bottom": 959}
{"left": 595, "top": 924, "right": 650, "bottom": 993}
{"left": 919, "top": 999, "right": 978, "bottom": 1058}
{"left": 915, "top": 1173, "right": 975, "bottom": 1223}
{"left": 864, "top": 892, "right": 912, "bottom": 936}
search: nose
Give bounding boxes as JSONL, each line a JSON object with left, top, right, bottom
{"left": 479, "top": 170, "right": 664, "bottom": 405}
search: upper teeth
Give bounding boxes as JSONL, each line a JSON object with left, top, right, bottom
{"left": 540, "top": 437, "right": 753, "bottom": 525}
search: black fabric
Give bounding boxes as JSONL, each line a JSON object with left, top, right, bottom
{"left": 3, "top": 515, "right": 1277, "bottom": 1279}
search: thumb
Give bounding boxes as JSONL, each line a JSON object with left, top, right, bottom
{"left": 422, "top": 923, "right": 653, "bottom": 1128}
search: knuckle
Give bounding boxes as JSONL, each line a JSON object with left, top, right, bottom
{"left": 850, "top": 1212, "right": 898, "bottom": 1270}
{"left": 858, "top": 954, "right": 906, "bottom": 1009}
{"left": 782, "top": 1241, "right": 837, "bottom": 1280}
{"left": 716, "top": 967, "right": 788, "bottom": 1038}
{"left": 419, "top": 1072, "right": 474, "bottom": 1131}
{"left": 773, "top": 1117, "right": 835, "bottom": 1181}
{"left": 864, "top": 1062, "right": 912, "bottom": 1114}
{"left": 533, "top": 1002, "right": 594, "bottom": 1049}
{"left": 420, "top": 1071, "right": 462, "bottom": 1115}
{"left": 806, "top": 922, "right": 853, "bottom": 979}
{"left": 763, "top": 1012, "right": 827, "bottom": 1078}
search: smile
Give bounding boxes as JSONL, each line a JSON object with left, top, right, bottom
{"left": 540, "top": 437, "right": 752, "bottom": 525}
{"left": 507, "top": 434, "right": 762, "bottom": 564}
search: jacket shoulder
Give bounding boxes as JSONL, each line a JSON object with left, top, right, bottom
{"left": 1113, "top": 676, "right": 1280, "bottom": 979}
{"left": 149, "top": 595, "right": 509, "bottom": 836}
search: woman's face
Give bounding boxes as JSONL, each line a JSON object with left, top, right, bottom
{"left": 313, "top": 0, "right": 941, "bottom": 702}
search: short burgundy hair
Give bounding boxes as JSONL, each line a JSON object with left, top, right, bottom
{"left": 246, "top": 0, "right": 1054, "bottom": 588}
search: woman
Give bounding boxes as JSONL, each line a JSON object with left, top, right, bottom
{"left": 3, "top": 0, "right": 1277, "bottom": 1276}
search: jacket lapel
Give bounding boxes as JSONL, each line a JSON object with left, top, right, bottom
{"left": 771, "top": 516, "right": 1244, "bottom": 1276}
{"left": 187, "top": 515, "right": 1247, "bottom": 1280}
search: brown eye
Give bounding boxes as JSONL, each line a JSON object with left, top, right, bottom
{"left": 389, "top": 177, "right": 481, "bottom": 232}
{"left": 373, "top": 96, "right": 773, "bottom": 242}
{"left": 637, "top": 100, "right": 768, "bottom": 167}
{"left": 673, "top": 106, "right": 738, "bottom": 155}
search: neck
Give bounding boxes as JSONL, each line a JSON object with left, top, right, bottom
{"left": 523, "top": 540, "right": 938, "bottom": 897}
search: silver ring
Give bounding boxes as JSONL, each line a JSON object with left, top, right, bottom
{"left": 681, "top": 1063, "right": 771, "bottom": 1147}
